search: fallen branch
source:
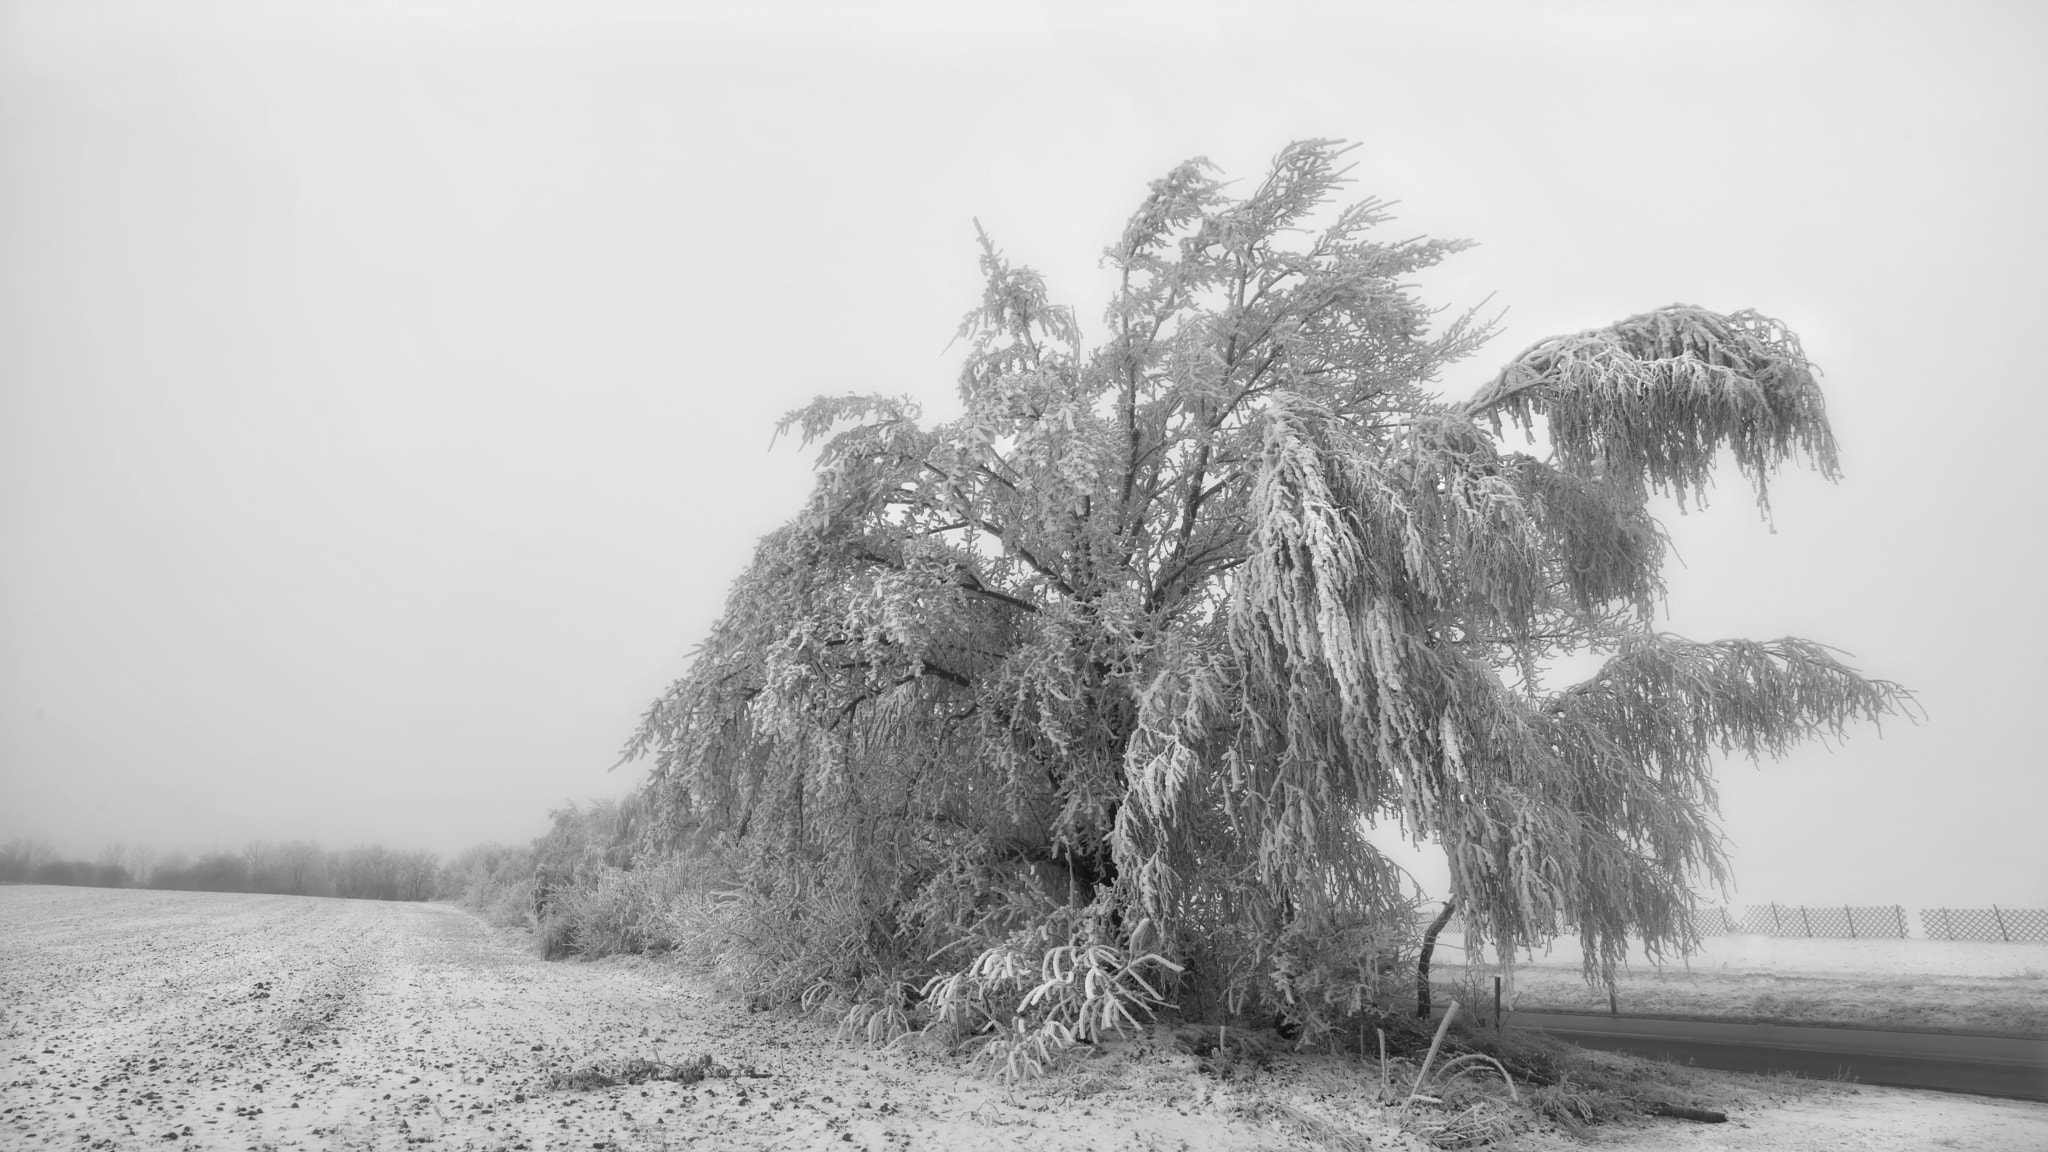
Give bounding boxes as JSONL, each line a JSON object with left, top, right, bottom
{"left": 1400, "top": 1000, "right": 1458, "bottom": 1123}
{"left": 1648, "top": 1102, "right": 1728, "bottom": 1123}
{"left": 1377, "top": 1027, "right": 1388, "bottom": 1100}
{"left": 546, "top": 1054, "right": 731, "bottom": 1090}
{"left": 1430, "top": 1051, "right": 1520, "bottom": 1104}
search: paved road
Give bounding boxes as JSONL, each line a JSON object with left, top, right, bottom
{"left": 1512, "top": 1010, "right": 2048, "bottom": 1101}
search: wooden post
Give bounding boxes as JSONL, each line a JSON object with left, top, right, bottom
{"left": 1895, "top": 905, "right": 1907, "bottom": 939}
{"left": 1799, "top": 906, "right": 1812, "bottom": 937}
{"left": 1771, "top": 904, "right": 1783, "bottom": 936}
{"left": 1845, "top": 905, "right": 1857, "bottom": 938}
{"left": 1993, "top": 905, "right": 2011, "bottom": 943}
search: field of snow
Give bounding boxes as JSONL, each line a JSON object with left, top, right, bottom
{"left": 1447, "top": 931, "right": 2048, "bottom": 978}
{"left": 5, "top": 886, "right": 2045, "bottom": 1151}
{"left": 1436, "top": 932, "right": 2048, "bottom": 1035}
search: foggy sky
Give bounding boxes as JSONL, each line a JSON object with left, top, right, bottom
{"left": 3, "top": 1, "right": 2043, "bottom": 908}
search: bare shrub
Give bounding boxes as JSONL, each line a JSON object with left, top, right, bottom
{"left": 660, "top": 866, "right": 879, "bottom": 1004}
{"left": 549, "top": 856, "right": 697, "bottom": 958}
{"left": 440, "top": 842, "right": 535, "bottom": 927}
{"left": 531, "top": 798, "right": 646, "bottom": 914}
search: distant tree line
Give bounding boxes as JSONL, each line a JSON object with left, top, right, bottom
{"left": 0, "top": 837, "right": 439, "bottom": 901}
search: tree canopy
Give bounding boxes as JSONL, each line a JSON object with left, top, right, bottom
{"left": 622, "top": 140, "right": 1911, "bottom": 1039}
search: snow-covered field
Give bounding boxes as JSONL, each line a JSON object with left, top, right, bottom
{"left": 1436, "top": 932, "right": 2048, "bottom": 1035}
{"left": 1445, "top": 932, "right": 2047, "bottom": 979}
{"left": 4, "top": 886, "right": 2044, "bottom": 1151}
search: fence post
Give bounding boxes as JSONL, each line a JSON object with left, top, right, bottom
{"left": 1993, "top": 905, "right": 2010, "bottom": 943}
{"left": 1895, "top": 905, "right": 1906, "bottom": 939}
{"left": 1845, "top": 905, "right": 1857, "bottom": 938}
{"left": 1771, "top": 904, "right": 1783, "bottom": 936}
{"left": 1799, "top": 906, "right": 1812, "bottom": 937}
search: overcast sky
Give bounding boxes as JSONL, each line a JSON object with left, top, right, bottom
{"left": 3, "top": 1, "right": 2042, "bottom": 908}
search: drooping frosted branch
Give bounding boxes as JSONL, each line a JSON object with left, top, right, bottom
{"left": 1464, "top": 305, "right": 1836, "bottom": 513}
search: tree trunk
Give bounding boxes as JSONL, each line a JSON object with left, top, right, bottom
{"left": 1417, "top": 899, "right": 1457, "bottom": 1019}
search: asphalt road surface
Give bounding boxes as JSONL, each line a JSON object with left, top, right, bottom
{"left": 1513, "top": 1010, "right": 2048, "bottom": 1102}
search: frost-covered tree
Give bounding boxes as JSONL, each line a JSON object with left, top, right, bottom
{"left": 623, "top": 141, "right": 1910, "bottom": 1037}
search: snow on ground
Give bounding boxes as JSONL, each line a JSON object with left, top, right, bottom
{"left": 0, "top": 886, "right": 1442, "bottom": 1151}
{"left": 1440, "top": 933, "right": 2048, "bottom": 980}
{"left": 4, "top": 886, "right": 2044, "bottom": 1151}
{"left": 1433, "top": 932, "right": 2048, "bottom": 1036}
{"left": 1512, "top": 1088, "right": 2048, "bottom": 1152}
